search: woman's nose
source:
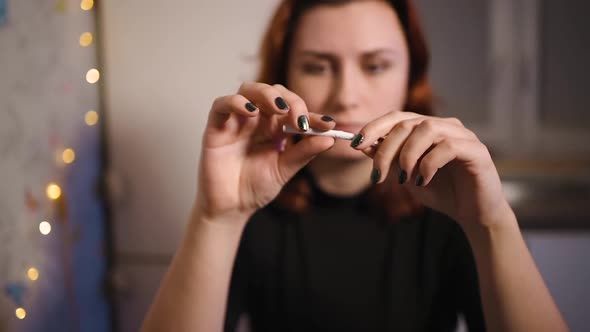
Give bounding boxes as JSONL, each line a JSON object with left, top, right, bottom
{"left": 332, "top": 65, "right": 363, "bottom": 112}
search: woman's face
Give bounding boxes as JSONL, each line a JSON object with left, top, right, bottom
{"left": 287, "top": 0, "right": 410, "bottom": 161}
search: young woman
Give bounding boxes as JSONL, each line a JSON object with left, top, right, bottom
{"left": 142, "top": 0, "right": 568, "bottom": 331}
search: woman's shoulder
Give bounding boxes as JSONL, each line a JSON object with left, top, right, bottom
{"left": 421, "top": 209, "right": 465, "bottom": 238}
{"left": 244, "top": 205, "right": 464, "bottom": 235}
{"left": 244, "top": 206, "right": 465, "bottom": 245}
{"left": 239, "top": 204, "right": 293, "bottom": 248}
{"left": 392, "top": 208, "right": 470, "bottom": 258}
{"left": 420, "top": 209, "right": 475, "bottom": 263}
{"left": 395, "top": 208, "right": 464, "bottom": 238}
{"left": 246, "top": 204, "right": 291, "bottom": 230}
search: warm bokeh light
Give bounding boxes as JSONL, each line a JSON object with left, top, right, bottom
{"left": 62, "top": 148, "right": 76, "bottom": 164}
{"left": 80, "top": 0, "right": 94, "bottom": 11}
{"left": 86, "top": 69, "right": 100, "bottom": 84}
{"left": 39, "top": 221, "right": 52, "bottom": 235}
{"left": 79, "top": 32, "right": 93, "bottom": 47}
{"left": 15, "top": 308, "right": 26, "bottom": 320}
{"left": 27, "top": 268, "right": 39, "bottom": 281}
{"left": 85, "top": 110, "right": 99, "bottom": 126}
{"left": 46, "top": 183, "right": 62, "bottom": 200}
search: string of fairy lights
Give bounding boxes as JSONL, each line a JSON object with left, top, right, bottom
{"left": 13, "top": 0, "right": 100, "bottom": 321}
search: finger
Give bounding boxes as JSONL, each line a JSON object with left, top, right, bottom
{"left": 208, "top": 94, "right": 259, "bottom": 129}
{"left": 399, "top": 119, "right": 476, "bottom": 183}
{"left": 277, "top": 136, "right": 335, "bottom": 183}
{"left": 272, "top": 84, "right": 311, "bottom": 132}
{"left": 360, "top": 137, "right": 385, "bottom": 159}
{"left": 416, "top": 138, "right": 485, "bottom": 186}
{"left": 238, "top": 82, "right": 290, "bottom": 116}
{"left": 371, "top": 120, "right": 416, "bottom": 184}
{"left": 279, "top": 112, "right": 337, "bottom": 134}
{"left": 350, "top": 111, "right": 423, "bottom": 149}
{"left": 309, "top": 113, "right": 337, "bottom": 131}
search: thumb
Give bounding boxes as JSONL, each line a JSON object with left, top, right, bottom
{"left": 277, "top": 136, "right": 335, "bottom": 183}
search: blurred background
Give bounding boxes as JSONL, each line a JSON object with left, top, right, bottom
{"left": 0, "top": 0, "right": 588, "bottom": 331}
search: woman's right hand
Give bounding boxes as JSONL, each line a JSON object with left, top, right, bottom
{"left": 193, "top": 82, "right": 336, "bottom": 225}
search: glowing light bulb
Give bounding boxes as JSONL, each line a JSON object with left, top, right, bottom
{"left": 46, "top": 183, "right": 62, "bottom": 200}
{"left": 79, "top": 32, "right": 93, "bottom": 47}
{"left": 80, "top": 0, "right": 94, "bottom": 11}
{"left": 16, "top": 308, "right": 26, "bottom": 319}
{"left": 85, "top": 110, "right": 99, "bottom": 126}
{"left": 39, "top": 221, "right": 52, "bottom": 235}
{"left": 62, "top": 148, "right": 76, "bottom": 164}
{"left": 27, "top": 268, "right": 39, "bottom": 281}
{"left": 86, "top": 69, "right": 100, "bottom": 84}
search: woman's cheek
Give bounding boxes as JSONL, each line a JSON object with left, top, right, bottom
{"left": 292, "top": 80, "right": 331, "bottom": 113}
{"left": 374, "top": 79, "right": 407, "bottom": 115}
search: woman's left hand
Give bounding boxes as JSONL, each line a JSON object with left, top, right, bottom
{"left": 352, "top": 111, "right": 513, "bottom": 230}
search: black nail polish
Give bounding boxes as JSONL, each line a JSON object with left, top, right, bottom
{"left": 321, "top": 115, "right": 335, "bottom": 122}
{"left": 293, "top": 134, "right": 303, "bottom": 144}
{"left": 415, "top": 175, "right": 424, "bottom": 186}
{"left": 371, "top": 168, "right": 381, "bottom": 184}
{"left": 351, "top": 134, "right": 364, "bottom": 148}
{"left": 297, "top": 115, "right": 309, "bottom": 131}
{"left": 245, "top": 102, "right": 257, "bottom": 112}
{"left": 398, "top": 170, "right": 407, "bottom": 184}
{"left": 275, "top": 97, "right": 289, "bottom": 110}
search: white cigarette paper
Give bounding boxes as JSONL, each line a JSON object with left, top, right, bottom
{"left": 282, "top": 125, "right": 356, "bottom": 140}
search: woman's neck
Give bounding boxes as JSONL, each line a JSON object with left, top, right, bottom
{"left": 307, "top": 157, "right": 373, "bottom": 197}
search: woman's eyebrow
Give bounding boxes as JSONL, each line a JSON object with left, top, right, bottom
{"left": 362, "top": 48, "right": 398, "bottom": 58}
{"left": 296, "top": 51, "right": 337, "bottom": 61}
{"left": 296, "top": 48, "right": 398, "bottom": 60}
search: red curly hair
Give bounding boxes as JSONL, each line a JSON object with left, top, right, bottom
{"left": 257, "top": 0, "right": 434, "bottom": 220}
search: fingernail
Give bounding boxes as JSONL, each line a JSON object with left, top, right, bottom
{"left": 297, "top": 115, "right": 310, "bottom": 131}
{"left": 371, "top": 168, "right": 381, "bottom": 184}
{"left": 350, "top": 133, "right": 364, "bottom": 148}
{"left": 321, "top": 115, "right": 335, "bottom": 122}
{"left": 275, "top": 97, "right": 289, "bottom": 110}
{"left": 415, "top": 175, "right": 424, "bottom": 186}
{"left": 245, "top": 102, "right": 257, "bottom": 112}
{"left": 398, "top": 170, "right": 407, "bottom": 184}
{"left": 293, "top": 134, "right": 303, "bottom": 144}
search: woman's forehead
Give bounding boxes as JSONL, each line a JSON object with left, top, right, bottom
{"left": 292, "top": 1, "right": 406, "bottom": 53}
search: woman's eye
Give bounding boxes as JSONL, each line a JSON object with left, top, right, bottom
{"left": 365, "top": 62, "right": 391, "bottom": 74}
{"left": 302, "top": 63, "right": 328, "bottom": 74}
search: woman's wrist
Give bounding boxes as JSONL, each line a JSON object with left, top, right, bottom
{"left": 461, "top": 203, "right": 521, "bottom": 253}
{"left": 189, "top": 202, "right": 252, "bottom": 232}
{"left": 181, "top": 207, "right": 250, "bottom": 257}
{"left": 459, "top": 198, "right": 516, "bottom": 231}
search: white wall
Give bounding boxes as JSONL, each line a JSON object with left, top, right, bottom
{"left": 101, "top": 0, "right": 279, "bottom": 257}
{"left": 99, "top": 1, "right": 279, "bottom": 330}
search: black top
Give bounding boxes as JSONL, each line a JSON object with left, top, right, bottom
{"left": 224, "top": 182, "right": 486, "bottom": 332}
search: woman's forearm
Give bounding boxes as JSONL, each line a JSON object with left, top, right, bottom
{"left": 464, "top": 207, "right": 569, "bottom": 331}
{"left": 141, "top": 208, "right": 248, "bottom": 332}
